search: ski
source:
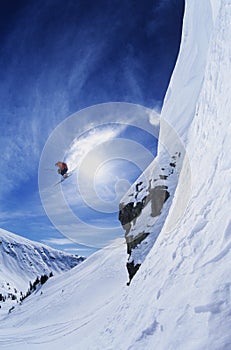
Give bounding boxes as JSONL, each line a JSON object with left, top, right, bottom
{"left": 53, "top": 178, "right": 65, "bottom": 187}
{"left": 53, "top": 172, "right": 73, "bottom": 187}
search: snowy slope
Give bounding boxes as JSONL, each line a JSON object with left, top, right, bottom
{"left": 115, "top": 0, "right": 231, "bottom": 348}
{"left": 0, "top": 0, "right": 231, "bottom": 349}
{"left": 118, "top": 0, "right": 217, "bottom": 284}
{"left": 0, "top": 238, "right": 128, "bottom": 350}
{"left": 0, "top": 228, "right": 84, "bottom": 316}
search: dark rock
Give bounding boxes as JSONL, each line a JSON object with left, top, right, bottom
{"left": 149, "top": 185, "right": 170, "bottom": 217}
{"left": 126, "top": 231, "right": 150, "bottom": 255}
{"left": 119, "top": 182, "right": 170, "bottom": 284}
{"left": 126, "top": 260, "right": 141, "bottom": 286}
{"left": 135, "top": 182, "right": 143, "bottom": 192}
{"left": 159, "top": 175, "right": 168, "bottom": 180}
{"left": 119, "top": 200, "right": 145, "bottom": 226}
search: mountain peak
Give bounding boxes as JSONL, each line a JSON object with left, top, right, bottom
{"left": 0, "top": 228, "right": 84, "bottom": 316}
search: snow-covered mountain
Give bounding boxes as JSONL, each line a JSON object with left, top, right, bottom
{"left": 0, "top": 238, "right": 128, "bottom": 349}
{"left": 0, "top": 228, "right": 84, "bottom": 316}
{"left": 1, "top": 0, "right": 230, "bottom": 349}
{"left": 119, "top": 0, "right": 222, "bottom": 285}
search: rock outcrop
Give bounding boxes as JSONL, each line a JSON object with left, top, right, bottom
{"left": 119, "top": 154, "right": 181, "bottom": 284}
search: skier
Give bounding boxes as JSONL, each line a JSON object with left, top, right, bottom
{"left": 55, "top": 161, "right": 68, "bottom": 178}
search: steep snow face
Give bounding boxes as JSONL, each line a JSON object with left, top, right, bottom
{"left": 119, "top": 0, "right": 216, "bottom": 282}
{"left": 160, "top": 0, "right": 213, "bottom": 143}
{"left": 0, "top": 228, "right": 84, "bottom": 316}
{"left": 118, "top": 0, "right": 231, "bottom": 348}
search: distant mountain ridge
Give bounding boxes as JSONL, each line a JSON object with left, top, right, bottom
{"left": 0, "top": 228, "right": 84, "bottom": 315}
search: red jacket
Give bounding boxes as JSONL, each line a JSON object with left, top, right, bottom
{"left": 56, "top": 162, "right": 68, "bottom": 171}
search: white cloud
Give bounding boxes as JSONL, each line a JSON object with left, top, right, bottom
{"left": 0, "top": 116, "right": 43, "bottom": 199}
{"left": 42, "top": 237, "right": 74, "bottom": 245}
{"left": 65, "top": 124, "right": 125, "bottom": 171}
{"left": 0, "top": 207, "right": 43, "bottom": 221}
{"left": 148, "top": 109, "right": 160, "bottom": 128}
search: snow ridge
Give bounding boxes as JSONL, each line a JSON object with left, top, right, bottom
{"left": 0, "top": 228, "right": 84, "bottom": 317}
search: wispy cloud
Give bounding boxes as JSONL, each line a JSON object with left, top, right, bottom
{"left": 0, "top": 6, "right": 109, "bottom": 201}
{"left": 0, "top": 202, "right": 45, "bottom": 221}
{"left": 41, "top": 237, "right": 74, "bottom": 246}
{"left": 0, "top": 118, "right": 39, "bottom": 197}
{"left": 66, "top": 124, "right": 125, "bottom": 171}
{"left": 39, "top": 234, "right": 98, "bottom": 257}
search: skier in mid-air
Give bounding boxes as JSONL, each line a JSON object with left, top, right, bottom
{"left": 55, "top": 161, "right": 68, "bottom": 179}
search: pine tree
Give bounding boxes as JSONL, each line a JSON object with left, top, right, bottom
{"left": 40, "top": 274, "right": 48, "bottom": 285}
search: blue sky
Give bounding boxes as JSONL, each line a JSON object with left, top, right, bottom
{"left": 0, "top": 0, "right": 184, "bottom": 256}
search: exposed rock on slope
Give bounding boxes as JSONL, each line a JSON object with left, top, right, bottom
{"left": 119, "top": 153, "right": 181, "bottom": 284}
